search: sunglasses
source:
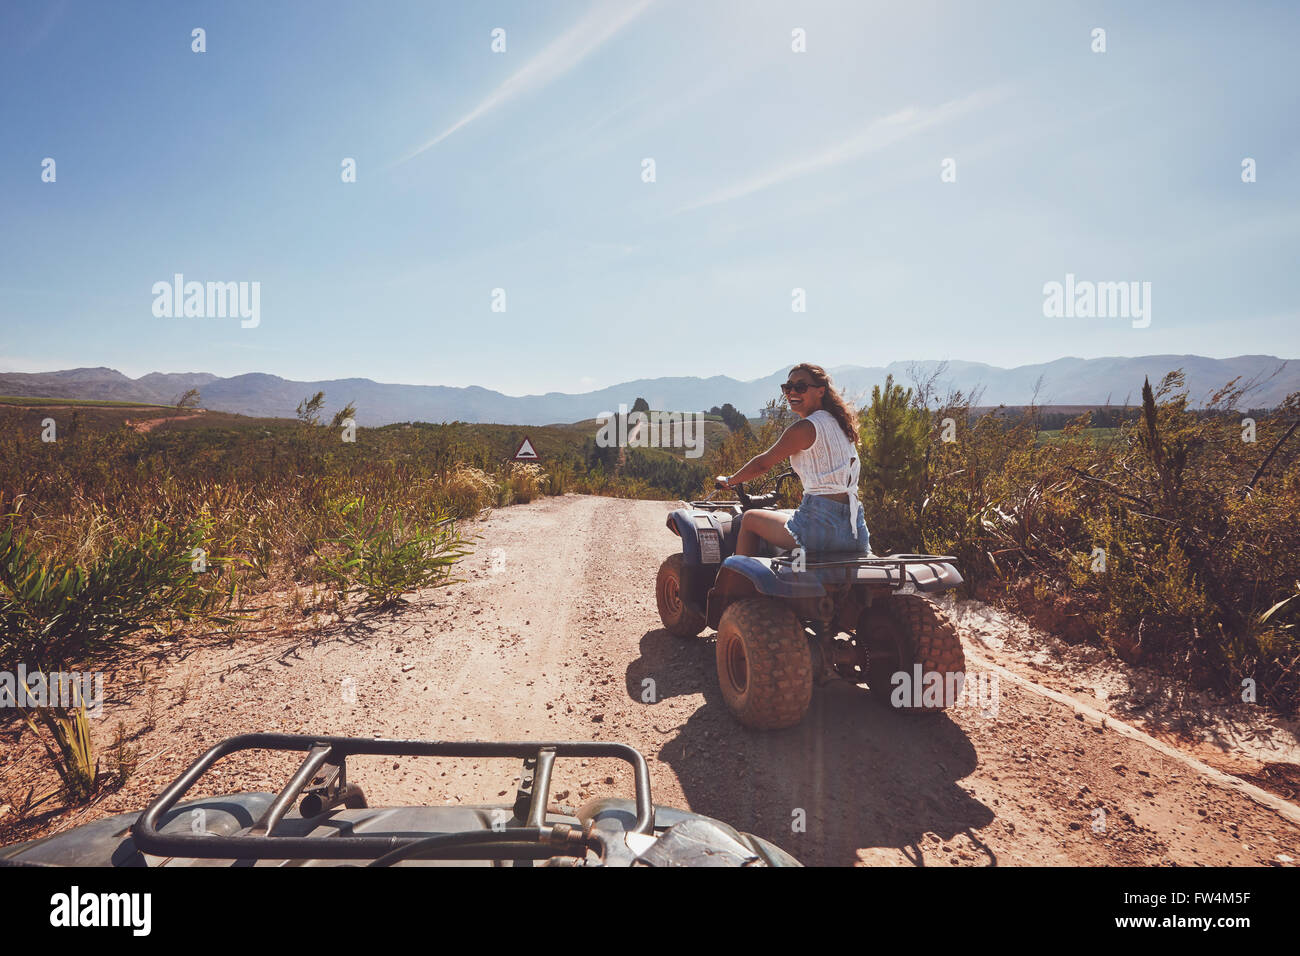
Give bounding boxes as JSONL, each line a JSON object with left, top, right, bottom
{"left": 780, "top": 381, "right": 815, "bottom": 395}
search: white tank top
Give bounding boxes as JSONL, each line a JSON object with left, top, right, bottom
{"left": 789, "top": 409, "right": 862, "bottom": 539}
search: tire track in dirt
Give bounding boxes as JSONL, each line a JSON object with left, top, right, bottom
{"left": 451, "top": 496, "right": 1300, "bottom": 867}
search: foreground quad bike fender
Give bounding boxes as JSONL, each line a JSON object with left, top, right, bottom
{"left": 715, "top": 598, "right": 813, "bottom": 730}
{"left": 865, "top": 594, "right": 967, "bottom": 715}
{"left": 656, "top": 554, "right": 706, "bottom": 638}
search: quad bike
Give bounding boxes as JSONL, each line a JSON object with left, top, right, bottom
{"left": 0, "top": 733, "right": 799, "bottom": 867}
{"left": 656, "top": 471, "right": 966, "bottom": 729}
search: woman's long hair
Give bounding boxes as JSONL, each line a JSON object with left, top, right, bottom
{"left": 791, "top": 362, "right": 859, "bottom": 445}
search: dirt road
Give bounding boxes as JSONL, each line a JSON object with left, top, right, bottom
{"left": 5, "top": 494, "right": 1300, "bottom": 865}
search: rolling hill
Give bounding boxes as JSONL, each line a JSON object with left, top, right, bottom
{"left": 0, "top": 355, "right": 1292, "bottom": 427}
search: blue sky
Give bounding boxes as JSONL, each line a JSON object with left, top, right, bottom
{"left": 2, "top": 0, "right": 1297, "bottom": 395}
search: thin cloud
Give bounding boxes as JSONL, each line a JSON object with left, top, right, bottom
{"left": 677, "top": 87, "right": 1010, "bottom": 213}
{"left": 394, "top": 0, "right": 654, "bottom": 166}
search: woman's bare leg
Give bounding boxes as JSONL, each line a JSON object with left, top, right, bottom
{"left": 735, "top": 510, "right": 798, "bottom": 556}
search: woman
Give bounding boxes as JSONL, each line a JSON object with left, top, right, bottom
{"left": 718, "top": 363, "right": 868, "bottom": 556}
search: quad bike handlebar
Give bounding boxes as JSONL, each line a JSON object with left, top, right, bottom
{"left": 712, "top": 470, "right": 797, "bottom": 511}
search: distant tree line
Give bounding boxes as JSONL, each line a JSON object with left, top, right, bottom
{"left": 630, "top": 396, "right": 750, "bottom": 434}
{"left": 706, "top": 403, "right": 750, "bottom": 433}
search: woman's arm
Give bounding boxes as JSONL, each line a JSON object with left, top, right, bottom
{"left": 718, "top": 419, "right": 815, "bottom": 487}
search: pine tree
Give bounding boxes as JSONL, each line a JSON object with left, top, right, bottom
{"left": 859, "top": 375, "right": 929, "bottom": 505}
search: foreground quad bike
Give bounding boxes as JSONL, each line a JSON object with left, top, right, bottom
{"left": 657, "top": 472, "right": 966, "bottom": 729}
{"left": 0, "top": 733, "right": 799, "bottom": 867}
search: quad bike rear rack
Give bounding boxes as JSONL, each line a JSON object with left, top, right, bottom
{"left": 768, "top": 552, "right": 959, "bottom": 591}
{"left": 132, "top": 733, "right": 654, "bottom": 862}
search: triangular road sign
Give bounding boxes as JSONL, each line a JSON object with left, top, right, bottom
{"left": 513, "top": 437, "right": 539, "bottom": 461}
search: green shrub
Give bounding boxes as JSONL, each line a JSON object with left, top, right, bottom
{"left": 316, "top": 496, "right": 468, "bottom": 609}
{"left": 0, "top": 513, "right": 229, "bottom": 673}
{"left": 0, "top": 511, "right": 229, "bottom": 804}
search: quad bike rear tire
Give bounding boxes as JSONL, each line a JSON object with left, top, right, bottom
{"left": 715, "top": 598, "right": 813, "bottom": 729}
{"left": 867, "top": 595, "right": 966, "bottom": 716}
{"left": 656, "top": 554, "right": 706, "bottom": 638}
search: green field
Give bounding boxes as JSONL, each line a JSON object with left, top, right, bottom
{"left": 0, "top": 395, "right": 170, "bottom": 408}
{"left": 1036, "top": 426, "right": 1121, "bottom": 444}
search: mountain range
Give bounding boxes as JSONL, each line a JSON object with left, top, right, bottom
{"left": 0, "top": 355, "right": 1293, "bottom": 426}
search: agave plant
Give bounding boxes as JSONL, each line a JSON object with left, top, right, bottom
{"left": 0, "top": 515, "right": 231, "bottom": 672}
{"left": 0, "top": 511, "right": 232, "bottom": 804}
{"left": 19, "top": 681, "right": 98, "bottom": 803}
{"left": 315, "top": 496, "right": 469, "bottom": 609}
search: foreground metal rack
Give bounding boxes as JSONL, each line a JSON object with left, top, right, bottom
{"left": 132, "top": 733, "right": 654, "bottom": 863}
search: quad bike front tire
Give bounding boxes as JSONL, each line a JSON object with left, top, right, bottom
{"left": 867, "top": 594, "right": 966, "bottom": 716}
{"left": 715, "top": 598, "right": 813, "bottom": 729}
{"left": 656, "top": 554, "right": 706, "bottom": 638}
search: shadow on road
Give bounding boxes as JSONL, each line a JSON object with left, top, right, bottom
{"left": 626, "top": 627, "right": 996, "bottom": 866}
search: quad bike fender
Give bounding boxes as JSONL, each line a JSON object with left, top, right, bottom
{"left": 577, "top": 798, "right": 801, "bottom": 866}
{"left": 706, "top": 556, "right": 828, "bottom": 628}
{"left": 666, "top": 508, "right": 729, "bottom": 567}
{"left": 716, "top": 555, "right": 827, "bottom": 599}
{"left": 0, "top": 793, "right": 278, "bottom": 866}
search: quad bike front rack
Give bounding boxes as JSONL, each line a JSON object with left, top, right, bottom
{"left": 132, "top": 733, "right": 655, "bottom": 862}
{"left": 688, "top": 499, "right": 743, "bottom": 511}
{"left": 685, "top": 489, "right": 742, "bottom": 511}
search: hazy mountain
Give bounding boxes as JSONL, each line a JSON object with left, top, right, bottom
{"left": 828, "top": 356, "right": 1296, "bottom": 408}
{"left": 135, "top": 372, "right": 222, "bottom": 398}
{"left": 0, "top": 355, "right": 1293, "bottom": 426}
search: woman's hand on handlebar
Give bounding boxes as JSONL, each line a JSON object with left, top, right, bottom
{"left": 715, "top": 474, "right": 734, "bottom": 490}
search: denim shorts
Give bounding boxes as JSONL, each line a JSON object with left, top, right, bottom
{"left": 786, "top": 494, "right": 869, "bottom": 554}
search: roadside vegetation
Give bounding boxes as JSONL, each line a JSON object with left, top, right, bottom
{"left": 0, "top": 396, "right": 561, "bottom": 804}
{"left": 858, "top": 372, "right": 1300, "bottom": 714}
{"left": 4, "top": 370, "right": 1297, "bottom": 810}
{"left": 0, "top": 390, "right": 728, "bottom": 807}
{"left": 688, "top": 372, "right": 1300, "bottom": 714}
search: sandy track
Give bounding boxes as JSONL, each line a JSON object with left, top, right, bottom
{"left": 4, "top": 494, "right": 1300, "bottom": 866}
{"left": 125, "top": 412, "right": 205, "bottom": 432}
